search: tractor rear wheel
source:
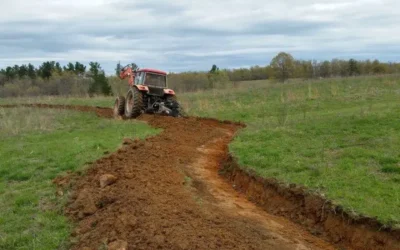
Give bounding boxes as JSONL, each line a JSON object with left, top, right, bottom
{"left": 125, "top": 88, "right": 144, "bottom": 118}
{"left": 113, "top": 95, "right": 125, "bottom": 117}
{"left": 167, "top": 96, "right": 187, "bottom": 117}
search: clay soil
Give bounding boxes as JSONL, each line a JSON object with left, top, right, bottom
{"left": 45, "top": 104, "right": 333, "bottom": 250}
{"left": 3, "top": 104, "right": 399, "bottom": 250}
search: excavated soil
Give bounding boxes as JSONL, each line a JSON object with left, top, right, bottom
{"left": 3, "top": 104, "right": 399, "bottom": 250}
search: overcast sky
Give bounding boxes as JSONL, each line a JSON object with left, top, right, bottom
{"left": 0, "top": 0, "right": 399, "bottom": 74}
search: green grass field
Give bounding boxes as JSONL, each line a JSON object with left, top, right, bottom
{"left": 0, "top": 95, "right": 113, "bottom": 108}
{"left": 1, "top": 74, "right": 399, "bottom": 229}
{"left": 179, "top": 75, "right": 400, "bottom": 226}
{"left": 0, "top": 108, "right": 159, "bottom": 250}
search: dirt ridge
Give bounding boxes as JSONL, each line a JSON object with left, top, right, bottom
{"left": 221, "top": 155, "right": 400, "bottom": 250}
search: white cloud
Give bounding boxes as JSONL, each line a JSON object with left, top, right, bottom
{"left": 0, "top": 0, "right": 399, "bottom": 73}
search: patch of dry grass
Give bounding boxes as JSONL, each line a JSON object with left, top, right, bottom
{"left": 0, "top": 107, "right": 68, "bottom": 137}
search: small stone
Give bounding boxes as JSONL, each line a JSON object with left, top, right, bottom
{"left": 56, "top": 190, "right": 64, "bottom": 196}
{"left": 74, "top": 189, "right": 97, "bottom": 218}
{"left": 83, "top": 201, "right": 97, "bottom": 215}
{"left": 99, "top": 174, "right": 118, "bottom": 188}
{"left": 108, "top": 240, "right": 128, "bottom": 250}
{"left": 78, "top": 211, "right": 85, "bottom": 219}
{"left": 122, "top": 138, "right": 134, "bottom": 145}
{"left": 73, "top": 189, "right": 98, "bottom": 216}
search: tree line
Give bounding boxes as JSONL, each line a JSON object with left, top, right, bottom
{"left": 1, "top": 53, "right": 399, "bottom": 97}
{"left": 224, "top": 55, "right": 399, "bottom": 82}
{"left": 167, "top": 54, "right": 400, "bottom": 92}
{"left": 0, "top": 61, "right": 112, "bottom": 97}
{"left": 268, "top": 52, "right": 400, "bottom": 82}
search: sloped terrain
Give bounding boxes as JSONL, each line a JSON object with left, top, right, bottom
{"left": 48, "top": 105, "right": 333, "bottom": 250}
{"left": 3, "top": 103, "right": 399, "bottom": 250}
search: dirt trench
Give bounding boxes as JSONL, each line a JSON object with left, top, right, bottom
{"left": 23, "top": 104, "right": 330, "bottom": 250}
{"left": 3, "top": 104, "right": 399, "bottom": 250}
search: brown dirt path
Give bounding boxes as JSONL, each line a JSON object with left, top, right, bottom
{"left": 3, "top": 104, "right": 337, "bottom": 249}
{"left": 57, "top": 105, "right": 336, "bottom": 250}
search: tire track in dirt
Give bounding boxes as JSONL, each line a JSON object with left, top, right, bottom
{"left": 3, "top": 104, "right": 337, "bottom": 249}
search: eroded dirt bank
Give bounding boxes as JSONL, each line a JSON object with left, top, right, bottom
{"left": 221, "top": 156, "right": 400, "bottom": 250}
{"left": 2, "top": 104, "right": 399, "bottom": 250}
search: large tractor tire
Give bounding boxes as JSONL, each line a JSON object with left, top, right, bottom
{"left": 125, "top": 87, "right": 144, "bottom": 118}
{"left": 113, "top": 95, "right": 125, "bottom": 117}
{"left": 167, "top": 95, "right": 187, "bottom": 117}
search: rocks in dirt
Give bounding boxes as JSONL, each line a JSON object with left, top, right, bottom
{"left": 108, "top": 240, "right": 128, "bottom": 250}
{"left": 82, "top": 202, "right": 97, "bottom": 216}
{"left": 117, "top": 214, "right": 137, "bottom": 229}
{"left": 99, "top": 174, "right": 118, "bottom": 188}
{"left": 122, "top": 138, "right": 134, "bottom": 145}
{"left": 71, "top": 188, "right": 98, "bottom": 218}
{"left": 97, "top": 196, "right": 117, "bottom": 208}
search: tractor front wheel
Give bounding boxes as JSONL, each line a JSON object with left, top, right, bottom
{"left": 113, "top": 95, "right": 125, "bottom": 117}
{"left": 125, "top": 88, "right": 144, "bottom": 118}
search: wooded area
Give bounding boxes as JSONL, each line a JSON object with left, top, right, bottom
{"left": 1, "top": 52, "right": 399, "bottom": 97}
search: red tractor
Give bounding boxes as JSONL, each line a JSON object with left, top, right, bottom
{"left": 114, "top": 65, "right": 184, "bottom": 118}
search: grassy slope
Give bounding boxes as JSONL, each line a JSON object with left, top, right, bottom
{"left": 178, "top": 76, "right": 400, "bottom": 226}
{"left": 0, "top": 108, "right": 159, "bottom": 250}
{"left": 1, "top": 75, "right": 399, "bottom": 226}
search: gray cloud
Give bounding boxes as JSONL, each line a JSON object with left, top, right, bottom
{"left": 0, "top": 0, "right": 399, "bottom": 74}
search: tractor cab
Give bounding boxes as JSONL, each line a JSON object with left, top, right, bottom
{"left": 135, "top": 68, "right": 167, "bottom": 88}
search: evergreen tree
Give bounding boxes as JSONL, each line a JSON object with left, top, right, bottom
{"left": 64, "top": 62, "right": 75, "bottom": 73}
{"left": 5, "top": 66, "right": 16, "bottom": 81}
{"left": 74, "top": 62, "right": 86, "bottom": 76}
{"left": 88, "top": 62, "right": 112, "bottom": 96}
{"left": 38, "top": 61, "right": 54, "bottom": 79}
{"left": 27, "top": 64, "right": 36, "bottom": 79}
{"left": 55, "top": 62, "right": 63, "bottom": 74}
{"left": 115, "top": 61, "right": 122, "bottom": 76}
{"left": 18, "top": 64, "right": 29, "bottom": 78}
{"left": 348, "top": 59, "right": 360, "bottom": 76}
